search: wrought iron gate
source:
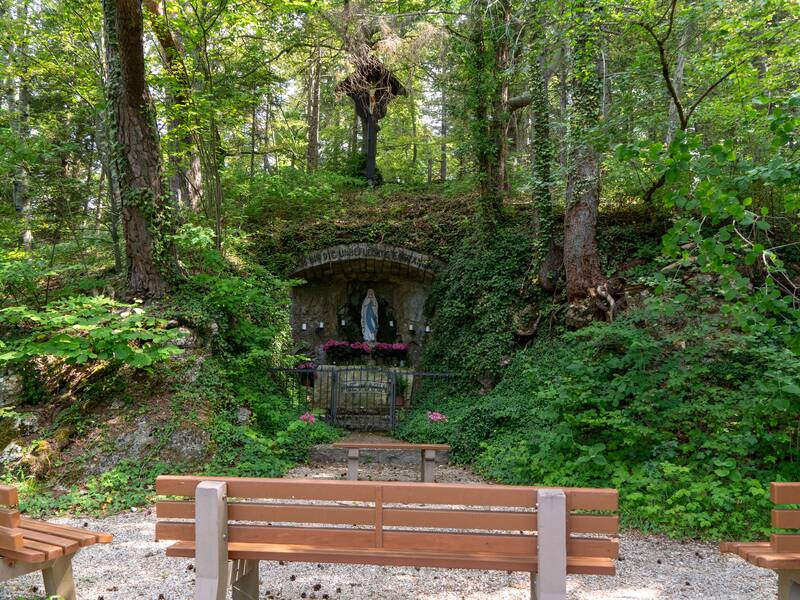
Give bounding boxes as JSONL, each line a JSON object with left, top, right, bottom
{"left": 271, "top": 366, "right": 455, "bottom": 431}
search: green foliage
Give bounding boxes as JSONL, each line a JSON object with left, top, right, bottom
{"left": 0, "top": 296, "right": 182, "bottom": 367}
{"left": 401, "top": 294, "right": 800, "bottom": 539}
{"left": 422, "top": 227, "right": 533, "bottom": 383}
{"left": 170, "top": 266, "right": 294, "bottom": 356}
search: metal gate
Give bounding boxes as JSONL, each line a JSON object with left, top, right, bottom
{"left": 271, "top": 366, "right": 455, "bottom": 431}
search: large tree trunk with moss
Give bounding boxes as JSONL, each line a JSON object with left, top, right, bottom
{"left": 563, "top": 0, "right": 605, "bottom": 301}
{"left": 103, "top": 0, "right": 177, "bottom": 298}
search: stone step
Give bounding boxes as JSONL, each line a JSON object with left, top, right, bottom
{"left": 308, "top": 434, "right": 450, "bottom": 467}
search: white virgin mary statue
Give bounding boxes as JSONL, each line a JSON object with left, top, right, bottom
{"left": 361, "top": 289, "right": 379, "bottom": 343}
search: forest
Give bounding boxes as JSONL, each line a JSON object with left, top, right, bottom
{"left": 1, "top": 0, "right": 800, "bottom": 567}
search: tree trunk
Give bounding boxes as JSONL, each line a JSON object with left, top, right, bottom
{"left": 306, "top": 43, "right": 321, "bottom": 172}
{"left": 563, "top": 0, "right": 605, "bottom": 302}
{"left": 440, "top": 90, "right": 447, "bottom": 181}
{"left": 103, "top": 0, "right": 177, "bottom": 298}
{"left": 9, "top": 0, "right": 32, "bottom": 249}
{"left": 666, "top": 20, "right": 694, "bottom": 145}
{"left": 142, "top": 0, "right": 202, "bottom": 211}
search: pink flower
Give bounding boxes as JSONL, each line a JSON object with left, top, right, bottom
{"left": 427, "top": 411, "right": 448, "bottom": 423}
{"left": 299, "top": 412, "right": 316, "bottom": 424}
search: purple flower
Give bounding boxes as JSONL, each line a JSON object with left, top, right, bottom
{"left": 299, "top": 411, "right": 316, "bottom": 424}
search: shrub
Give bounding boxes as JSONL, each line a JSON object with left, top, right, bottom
{"left": 399, "top": 296, "right": 800, "bottom": 539}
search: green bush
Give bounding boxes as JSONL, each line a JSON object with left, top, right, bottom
{"left": 399, "top": 295, "right": 800, "bottom": 539}
{"left": 0, "top": 296, "right": 182, "bottom": 367}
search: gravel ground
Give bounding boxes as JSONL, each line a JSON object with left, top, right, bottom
{"left": 0, "top": 463, "right": 776, "bottom": 600}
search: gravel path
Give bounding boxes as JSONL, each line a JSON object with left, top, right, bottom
{"left": 0, "top": 463, "right": 776, "bottom": 600}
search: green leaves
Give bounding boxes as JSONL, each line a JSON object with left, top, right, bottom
{"left": 0, "top": 296, "right": 183, "bottom": 368}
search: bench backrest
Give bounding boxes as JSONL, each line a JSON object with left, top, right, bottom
{"left": 155, "top": 476, "right": 618, "bottom": 565}
{"left": 771, "top": 483, "right": 800, "bottom": 552}
{"left": 0, "top": 485, "right": 22, "bottom": 552}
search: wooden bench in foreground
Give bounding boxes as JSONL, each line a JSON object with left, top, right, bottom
{"left": 722, "top": 482, "right": 800, "bottom": 599}
{"left": 0, "top": 484, "right": 112, "bottom": 600}
{"left": 331, "top": 441, "right": 451, "bottom": 482}
{"left": 155, "top": 475, "right": 619, "bottom": 600}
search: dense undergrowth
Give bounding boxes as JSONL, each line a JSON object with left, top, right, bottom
{"left": 0, "top": 232, "right": 339, "bottom": 514}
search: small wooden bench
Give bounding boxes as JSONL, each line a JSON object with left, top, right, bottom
{"left": 331, "top": 441, "right": 451, "bottom": 482}
{"left": 155, "top": 475, "right": 619, "bottom": 600}
{"left": 0, "top": 484, "right": 112, "bottom": 600}
{"left": 721, "top": 482, "right": 800, "bottom": 599}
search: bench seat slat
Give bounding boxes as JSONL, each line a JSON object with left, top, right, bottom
{"left": 20, "top": 539, "right": 63, "bottom": 560}
{"left": 164, "top": 541, "right": 616, "bottom": 575}
{"left": 19, "top": 517, "right": 113, "bottom": 546}
{"left": 14, "top": 529, "right": 80, "bottom": 555}
{"left": 0, "top": 544, "right": 47, "bottom": 564}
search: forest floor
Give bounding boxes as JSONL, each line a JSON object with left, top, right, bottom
{"left": 0, "top": 462, "right": 775, "bottom": 600}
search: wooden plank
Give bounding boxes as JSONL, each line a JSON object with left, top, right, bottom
{"left": 383, "top": 508, "right": 536, "bottom": 531}
{"left": 0, "top": 486, "right": 18, "bottom": 507}
{"left": 569, "top": 515, "right": 619, "bottom": 535}
{"left": 382, "top": 485, "right": 537, "bottom": 507}
{"left": 19, "top": 518, "right": 112, "bottom": 545}
{"left": 156, "top": 501, "right": 374, "bottom": 526}
{"left": 156, "top": 476, "right": 616, "bottom": 511}
{"left": 0, "top": 526, "right": 24, "bottom": 551}
{"left": 772, "top": 482, "right": 800, "bottom": 504}
{"left": 332, "top": 442, "right": 451, "bottom": 451}
{"left": 382, "top": 530, "right": 535, "bottom": 555}
{"left": 22, "top": 539, "right": 63, "bottom": 560}
{"left": 0, "top": 509, "right": 20, "bottom": 529}
{"left": 156, "top": 522, "right": 376, "bottom": 548}
{"left": 773, "top": 509, "right": 800, "bottom": 529}
{"left": 772, "top": 534, "right": 800, "bottom": 553}
{"left": 375, "top": 486, "right": 383, "bottom": 548}
{"left": 754, "top": 552, "right": 800, "bottom": 570}
{"left": 16, "top": 530, "right": 80, "bottom": 555}
{"left": 0, "top": 544, "right": 47, "bottom": 564}
{"left": 164, "top": 542, "right": 616, "bottom": 575}
{"left": 156, "top": 476, "right": 376, "bottom": 501}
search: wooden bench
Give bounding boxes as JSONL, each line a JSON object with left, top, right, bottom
{"left": 331, "top": 441, "right": 451, "bottom": 482}
{"left": 155, "top": 475, "right": 619, "bottom": 600}
{"left": 0, "top": 484, "right": 112, "bottom": 600}
{"left": 722, "top": 482, "right": 800, "bottom": 599}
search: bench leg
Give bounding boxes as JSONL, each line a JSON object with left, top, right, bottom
{"left": 534, "top": 489, "right": 567, "bottom": 600}
{"left": 347, "top": 449, "right": 360, "bottom": 480}
{"left": 421, "top": 449, "right": 436, "bottom": 482}
{"left": 42, "top": 555, "right": 76, "bottom": 600}
{"left": 779, "top": 570, "right": 800, "bottom": 600}
{"left": 231, "top": 559, "right": 259, "bottom": 600}
{"left": 195, "top": 481, "right": 230, "bottom": 600}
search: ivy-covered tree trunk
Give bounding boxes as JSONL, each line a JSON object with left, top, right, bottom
{"left": 102, "top": 0, "right": 178, "bottom": 298}
{"left": 143, "top": 0, "right": 202, "bottom": 212}
{"left": 563, "top": 0, "right": 605, "bottom": 301}
{"left": 306, "top": 42, "right": 321, "bottom": 172}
